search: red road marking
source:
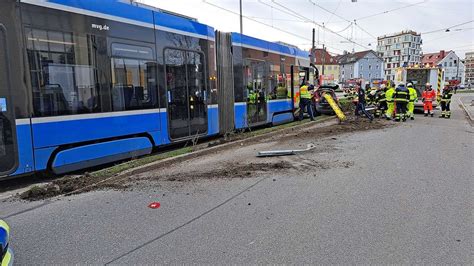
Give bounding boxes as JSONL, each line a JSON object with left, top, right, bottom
{"left": 148, "top": 202, "right": 161, "bottom": 209}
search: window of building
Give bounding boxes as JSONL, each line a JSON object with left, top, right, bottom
{"left": 369, "top": 65, "right": 372, "bottom": 70}
{"left": 444, "top": 62, "right": 447, "bottom": 67}
{"left": 449, "top": 62, "right": 452, "bottom": 67}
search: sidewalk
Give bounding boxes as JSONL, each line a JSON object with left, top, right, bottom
{"left": 458, "top": 94, "right": 474, "bottom": 121}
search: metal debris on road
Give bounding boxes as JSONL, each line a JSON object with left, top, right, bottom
{"left": 257, "top": 143, "right": 316, "bottom": 157}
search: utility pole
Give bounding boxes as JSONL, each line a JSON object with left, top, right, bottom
{"left": 239, "top": 0, "right": 243, "bottom": 35}
{"left": 456, "top": 56, "right": 460, "bottom": 82}
{"left": 311, "top": 28, "right": 315, "bottom": 65}
{"left": 322, "top": 44, "right": 326, "bottom": 75}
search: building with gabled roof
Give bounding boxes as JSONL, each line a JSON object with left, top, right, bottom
{"left": 422, "top": 50, "right": 465, "bottom": 84}
{"left": 312, "top": 48, "right": 339, "bottom": 84}
{"left": 337, "top": 50, "right": 384, "bottom": 84}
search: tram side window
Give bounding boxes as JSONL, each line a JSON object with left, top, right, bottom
{"left": 243, "top": 59, "right": 268, "bottom": 102}
{"left": 111, "top": 43, "right": 157, "bottom": 111}
{"left": 26, "top": 28, "right": 105, "bottom": 117}
{"left": 111, "top": 59, "right": 157, "bottom": 111}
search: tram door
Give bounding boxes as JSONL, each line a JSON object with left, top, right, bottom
{"left": 0, "top": 25, "right": 18, "bottom": 176}
{"left": 244, "top": 59, "right": 267, "bottom": 126}
{"left": 165, "top": 49, "right": 208, "bottom": 140}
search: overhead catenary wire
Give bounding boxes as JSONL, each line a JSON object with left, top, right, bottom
{"left": 308, "top": 0, "right": 350, "bottom": 24}
{"left": 335, "top": 22, "right": 353, "bottom": 34}
{"left": 324, "top": 0, "right": 343, "bottom": 24}
{"left": 424, "top": 28, "right": 474, "bottom": 42}
{"left": 256, "top": 0, "right": 345, "bottom": 52}
{"left": 203, "top": 0, "right": 310, "bottom": 41}
{"left": 270, "top": 0, "right": 370, "bottom": 50}
{"left": 355, "top": 0, "right": 428, "bottom": 21}
{"left": 421, "top": 20, "right": 474, "bottom": 35}
{"left": 202, "top": 0, "right": 345, "bottom": 53}
{"left": 307, "top": 0, "right": 376, "bottom": 42}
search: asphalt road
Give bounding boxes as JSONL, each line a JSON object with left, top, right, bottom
{"left": 1, "top": 94, "right": 472, "bottom": 264}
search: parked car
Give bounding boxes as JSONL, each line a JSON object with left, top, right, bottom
{"left": 313, "top": 84, "right": 340, "bottom": 115}
{"left": 0, "top": 220, "right": 13, "bottom": 266}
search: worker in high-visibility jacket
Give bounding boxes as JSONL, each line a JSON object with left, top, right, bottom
{"left": 407, "top": 82, "right": 418, "bottom": 120}
{"left": 374, "top": 84, "right": 387, "bottom": 118}
{"left": 1, "top": 220, "right": 13, "bottom": 266}
{"left": 298, "top": 83, "right": 315, "bottom": 121}
{"left": 439, "top": 85, "right": 454, "bottom": 118}
{"left": 421, "top": 83, "right": 436, "bottom": 117}
{"left": 385, "top": 81, "right": 396, "bottom": 120}
{"left": 394, "top": 82, "right": 409, "bottom": 122}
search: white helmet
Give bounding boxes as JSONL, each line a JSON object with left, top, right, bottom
{"left": 398, "top": 82, "right": 405, "bottom": 87}
{"left": 407, "top": 82, "right": 413, "bottom": 87}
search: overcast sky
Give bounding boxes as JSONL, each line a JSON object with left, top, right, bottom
{"left": 140, "top": 0, "right": 474, "bottom": 58}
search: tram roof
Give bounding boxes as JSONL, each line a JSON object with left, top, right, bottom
{"left": 21, "top": 0, "right": 215, "bottom": 39}
{"left": 231, "top": 32, "right": 309, "bottom": 60}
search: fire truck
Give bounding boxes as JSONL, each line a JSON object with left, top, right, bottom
{"left": 395, "top": 66, "right": 446, "bottom": 110}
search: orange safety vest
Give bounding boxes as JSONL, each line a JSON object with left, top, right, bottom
{"left": 422, "top": 90, "right": 436, "bottom": 102}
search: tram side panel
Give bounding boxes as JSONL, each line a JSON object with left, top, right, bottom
{"left": 0, "top": 0, "right": 35, "bottom": 179}
{"left": 230, "top": 33, "right": 296, "bottom": 130}
{"left": 16, "top": 1, "right": 217, "bottom": 175}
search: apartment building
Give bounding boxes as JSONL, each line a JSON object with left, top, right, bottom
{"left": 464, "top": 51, "right": 474, "bottom": 87}
{"left": 377, "top": 30, "right": 422, "bottom": 81}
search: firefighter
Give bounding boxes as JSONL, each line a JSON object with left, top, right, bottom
{"left": 394, "top": 82, "right": 409, "bottom": 122}
{"left": 407, "top": 82, "right": 417, "bottom": 120}
{"left": 439, "top": 85, "right": 454, "bottom": 118}
{"left": 354, "top": 81, "right": 374, "bottom": 121}
{"left": 366, "top": 82, "right": 377, "bottom": 106}
{"left": 298, "top": 82, "right": 315, "bottom": 121}
{"left": 385, "top": 81, "right": 396, "bottom": 120}
{"left": 421, "top": 83, "right": 436, "bottom": 117}
{"left": 375, "top": 84, "right": 387, "bottom": 118}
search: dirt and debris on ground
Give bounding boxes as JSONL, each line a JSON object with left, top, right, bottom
{"left": 18, "top": 172, "right": 125, "bottom": 201}
{"left": 18, "top": 115, "right": 393, "bottom": 201}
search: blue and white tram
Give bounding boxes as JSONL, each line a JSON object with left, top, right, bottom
{"left": 0, "top": 0, "right": 312, "bottom": 179}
